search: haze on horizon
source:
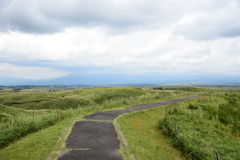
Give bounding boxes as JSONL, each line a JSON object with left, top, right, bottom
{"left": 0, "top": 0, "right": 240, "bottom": 84}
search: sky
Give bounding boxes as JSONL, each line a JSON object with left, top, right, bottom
{"left": 0, "top": 0, "right": 240, "bottom": 81}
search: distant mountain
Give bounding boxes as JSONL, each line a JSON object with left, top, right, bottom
{"left": 0, "top": 76, "right": 36, "bottom": 86}
{"left": 0, "top": 73, "right": 239, "bottom": 86}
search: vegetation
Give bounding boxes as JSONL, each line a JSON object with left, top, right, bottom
{"left": 160, "top": 93, "right": 240, "bottom": 160}
{"left": 0, "top": 87, "right": 190, "bottom": 150}
{"left": 153, "top": 87, "right": 163, "bottom": 90}
{"left": 0, "top": 105, "right": 73, "bottom": 148}
{"left": 0, "top": 118, "right": 72, "bottom": 160}
{"left": 117, "top": 106, "right": 186, "bottom": 160}
{"left": 218, "top": 93, "right": 240, "bottom": 133}
{"left": 0, "top": 87, "right": 149, "bottom": 110}
{"left": 163, "top": 86, "right": 213, "bottom": 92}
{"left": 117, "top": 87, "right": 240, "bottom": 160}
{"left": 0, "top": 86, "right": 239, "bottom": 160}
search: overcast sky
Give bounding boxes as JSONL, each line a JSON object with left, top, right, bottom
{"left": 0, "top": 0, "right": 240, "bottom": 79}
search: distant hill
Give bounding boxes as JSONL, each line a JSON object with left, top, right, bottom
{"left": 0, "top": 76, "right": 36, "bottom": 86}
{"left": 0, "top": 73, "right": 239, "bottom": 86}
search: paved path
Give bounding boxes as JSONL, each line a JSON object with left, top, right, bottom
{"left": 58, "top": 96, "right": 200, "bottom": 160}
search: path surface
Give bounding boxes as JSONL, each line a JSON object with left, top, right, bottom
{"left": 58, "top": 96, "right": 200, "bottom": 160}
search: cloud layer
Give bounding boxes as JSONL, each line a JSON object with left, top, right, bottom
{"left": 0, "top": 0, "right": 186, "bottom": 33}
{"left": 0, "top": 63, "right": 70, "bottom": 79}
{"left": 0, "top": 0, "right": 240, "bottom": 80}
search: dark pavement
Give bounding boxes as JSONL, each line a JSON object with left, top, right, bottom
{"left": 83, "top": 110, "right": 133, "bottom": 121}
{"left": 126, "top": 96, "right": 200, "bottom": 110}
{"left": 58, "top": 96, "right": 200, "bottom": 160}
{"left": 65, "top": 121, "right": 120, "bottom": 149}
{"left": 58, "top": 149, "right": 123, "bottom": 160}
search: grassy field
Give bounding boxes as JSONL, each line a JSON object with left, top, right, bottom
{"left": 0, "top": 118, "right": 71, "bottom": 160}
{"left": 117, "top": 87, "right": 240, "bottom": 160}
{"left": 0, "top": 86, "right": 195, "bottom": 159}
{"left": 160, "top": 93, "right": 240, "bottom": 160}
{"left": 117, "top": 106, "right": 187, "bottom": 160}
{"left": 0, "top": 86, "right": 239, "bottom": 159}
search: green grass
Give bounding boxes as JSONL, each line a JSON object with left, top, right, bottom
{"left": 0, "top": 87, "right": 149, "bottom": 110}
{"left": 163, "top": 86, "right": 212, "bottom": 92}
{"left": 0, "top": 118, "right": 72, "bottom": 160}
{"left": 117, "top": 90, "right": 240, "bottom": 160}
{"left": 0, "top": 87, "right": 159, "bottom": 149}
{"left": 1, "top": 87, "right": 192, "bottom": 159}
{"left": 1, "top": 86, "right": 232, "bottom": 159}
{"left": 161, "top": 96, "right": 240, "bottom": 159}
{"left": 117, "top": 106, "right": 186, "bottom": 160}
{"left": 163, "top": 87, "right": 229, "bottom": 97}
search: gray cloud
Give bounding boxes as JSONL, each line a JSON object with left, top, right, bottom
{"left": 1, "top": 0, "right": 240, "bottom": 40}
{"left": 0, "top": 0, "right": 63, "bottom": 33}
{"left": 0, "top": 0, "right": 186, "bottom": 34}
{"left": 1, "top": 0, "right": 240, "bottom": 79}
{"left": 175, "top": 0, "right": 240, "bottom": 40}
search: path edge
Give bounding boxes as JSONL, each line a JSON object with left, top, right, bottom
{"left": 113, "top": 119, "right": 136, "bottom": 160}
{"left": 114, "top": 96, "right": 201, "bottom": 160}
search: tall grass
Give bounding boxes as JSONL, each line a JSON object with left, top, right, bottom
{"left": 0, "top": 87, "right": 149, "bottom": 110}
{"left": 0, "top": 87, "right": 190, "bottom": 149}
{"left": 0, "top": 107, "right": 71, "bottom": 148}
{"left": 160, "top": 93, "right": 240, "bottom": 159}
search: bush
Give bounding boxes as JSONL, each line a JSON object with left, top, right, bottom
{"left": 0, "top": 111, "right": 72, "bottom": 148}
{"left": 160, "top": 98, "right": 240, "bottom": 160}
{"left": 188, "top": 104, "right": 198, "bottom": 109}
{"left": 218, "top": 94, "right": 240, "bottom": 133}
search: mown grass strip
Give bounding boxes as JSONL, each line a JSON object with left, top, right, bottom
{"left": 117, "top": 105, "right": 186, "bottom": 160}
{"left": 113, "top": 120, "right": 136, "bottom": 160}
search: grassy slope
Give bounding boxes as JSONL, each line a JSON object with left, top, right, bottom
{"left": 0, "top": 87, "right": 149, "bottom": 139}
{"left": 0, "top": 87, "right": 149, "bottom": 110}
{"left": 0, "top": 118, "right": 72, "bottom": 160}
{"left": 117, "top": 89, "right": 240, "bottom": 160}
{"left": 0, "top": 86, "right": 207, "bottom": 159}
{"left": 117, "top": 106, "right": 186, "bottom": 160}
{"left": 0, "top": 87, "right": 182, "bottom": 159}
{"left": 161, "top": 95, "right": 240, "bottom": 160}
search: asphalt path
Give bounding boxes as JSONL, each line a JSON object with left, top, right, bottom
{"left": 58, "top": 96, "right": 200, "bottom": 160}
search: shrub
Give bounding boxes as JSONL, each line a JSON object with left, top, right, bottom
{"left": 188, "top": 104, "right": 198, "bottom": 109}
{"left": 160, "top": 98, "right": 240, "bottom": 160}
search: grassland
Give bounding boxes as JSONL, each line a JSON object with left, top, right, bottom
{"left": 160, "top": 93, "right": 240, "bottom": 159}
{"left": 117, "top": 106, "right": 187, "bottom": 160}
{"left": 0, "top": 86, "right": 196, "bottom": 159}
{"left": 0, "top": 86, "right": 239, "bottom": 160}
{"left": 117, "top": 87, "right": 240, "bottom": 160}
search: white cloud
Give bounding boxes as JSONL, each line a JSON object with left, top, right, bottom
{"left": 1, "top": 26, "right": 240, "bottom": 77}
{"left": 0, "top": 63, "right": 71, "bottom": 79}
{"left": 0, "top": 0, "right": 240, "bottom": 79}
{"left": 175, "top": 0, "right": 240, "bottom": 40}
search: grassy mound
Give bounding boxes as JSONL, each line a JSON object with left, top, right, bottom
{"left": 0, "top": 87, "right": 148, "bottom": 110}
{"left": 0, "top": 105, "right": 72, "bottom": 148}
{"left": 160, "top": 94, "right": 240, "bottom": 160}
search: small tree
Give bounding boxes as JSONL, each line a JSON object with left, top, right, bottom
{"left": 13, "top": 88, "right": 22, "bottom": 92}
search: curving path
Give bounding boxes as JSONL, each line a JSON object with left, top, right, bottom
{"left": 58, "top": 96, "right": 200, "bottom": 160}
